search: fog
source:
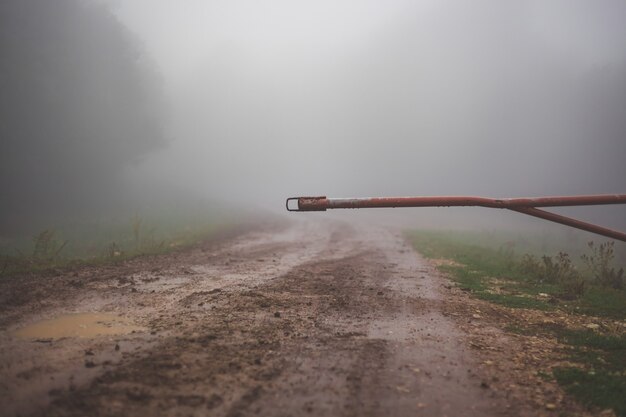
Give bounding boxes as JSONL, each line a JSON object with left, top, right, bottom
{"left": 2, "top": 0, "right": 625, "bottom": 235}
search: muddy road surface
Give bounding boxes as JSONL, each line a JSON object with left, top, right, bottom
{"left": 0, "top": 219, "right": 567, "bottom": 417}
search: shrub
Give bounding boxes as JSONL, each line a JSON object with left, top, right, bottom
{"left": 519, "top": 252, "right": 585, "bottom": 297}
{"left": 519, "top": 254, "right": 542, "bottom": 277}
{"left": 581, "top": 241, "right": 625, "bottom": 290}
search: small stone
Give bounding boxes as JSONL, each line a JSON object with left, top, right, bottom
{"left": 545, "top": 403, "right": 557, "bottom": 411}
{"left": 472, "top": 314, "right": 481, "bottom": 319}
{"left": 115, "top": 344, "right": 120, "bottom": 351}
{"left": 585, "top": 323, "right": 600, "bottom": 330}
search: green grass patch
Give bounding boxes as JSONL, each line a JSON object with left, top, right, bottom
{"left": 504, "top": 324, "right": 531, "bottom": 335}
{"left": 527, "top": 322, "right": 626, "bottom": 411}
{"left": 554, "top": 328, "right": 626, "bottom": 372}
{"left": 557, "top": 328, "right": 626, "bottom": 352}
{"left": 554, "top": 367, "right": 626, "bottom": 417}
{"left": 407, "top": 230, "right": 626, "bottom": 415}
{"left": 407, "top": 230, "right": 625, "bottom": 318}
{"left": 577, "top": 287, "right": 626, "bottom": 319}
{"left": 0, "top": 206, "right": 245, "bottom": 277}
{"left": 409, "top": 231, "right": 553, "bottom": 310}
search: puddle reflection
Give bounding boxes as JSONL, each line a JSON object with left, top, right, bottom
{"left": 14, "top": 313, "right": 144, "bottom": 339}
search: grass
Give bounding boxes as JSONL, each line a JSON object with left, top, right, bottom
{"left": 0, "top": 207, "right": 243, "bottom": 277}
{"left": 410, "top": 231, "right": 556, "bottom": 310}
{"left": 409, "top": 231, "right": 626, "bottom": 317}
{"left": 553, "top": 368, "right": 626, "bottom": 417}
{"left": 576, "top": 286, "right": 626, "bottom": 319}
{"left": 408, "top": 230, "right": 626, "bottom": 416}
{"left": 552, "top": 328, "right": 626, "bottom": 417}
{"left": 554, "top": 368, "right": 626, "bottom": 416}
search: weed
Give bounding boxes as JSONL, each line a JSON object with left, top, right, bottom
{"left": 143, "top": 226, "right": 157, "bottom": 248}
{"left": 105, "top": 242, "right": 122, "bottom": 258}
{"left": 132, "top": 214, "right": 142, "bottom": 250}
{"left": 32, "top": 229, "right": 68, "bottom": 261}
{"left": 519, "top": 254, "right": 542, "bottom": 277}
{"left": 582, "top": 241, "right": 624, "bottom": 289}
{"left": 541, "top": 252, "right": 577, "bottom": 284}
{"left": 499, "top": 241, "right": 516, "bottom": 269}
{"left": 519, "top": 252, "right": 585, "bottom": 298}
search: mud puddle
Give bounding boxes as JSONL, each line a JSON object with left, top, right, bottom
{"left": 14, "top": 313, "right": 144, "bottom": 339}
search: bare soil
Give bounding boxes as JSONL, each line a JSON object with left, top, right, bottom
{"left": 0, "top": 219, "right": 594, "bottom": 417}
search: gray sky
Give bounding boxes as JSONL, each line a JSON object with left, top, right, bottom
{"left": 112, "top": 1, "right": 626, "bottom": 228}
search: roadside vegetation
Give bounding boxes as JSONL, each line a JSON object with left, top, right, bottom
{"left": 408, "top": 230, "right": 626, "bottom": 416}
{"left": 0, "top": 209, "right": 241, "bottom": 277}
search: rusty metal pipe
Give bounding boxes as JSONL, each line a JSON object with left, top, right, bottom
{"left": 510, "top": 207, "right": 626, "bottom": 242}
{"left": 289, "top": 194, "right": 626, "bottom": 210}
{"left": 285, "top": 194, "right": 626, "bottom": 242}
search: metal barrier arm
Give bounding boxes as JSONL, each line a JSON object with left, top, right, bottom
{"left": 285, "top": 194, "right": 626, "bottom": 242}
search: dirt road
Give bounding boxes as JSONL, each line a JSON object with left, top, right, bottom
{"left": 0, "top": 219, "right": 576, "bottom": 417}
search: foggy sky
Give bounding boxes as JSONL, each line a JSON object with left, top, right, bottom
{"left": 114, "top": 0, "right": 626, "bottom": 229}
{"left": 3, "top": 0, "right": 626, "bottom": 234}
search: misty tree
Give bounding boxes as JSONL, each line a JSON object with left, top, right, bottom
{"left": 572, "top": 62, "right": 626, "bottom": 192}
{"left": 0, "top": 0, "right": 165, "bottom": 233}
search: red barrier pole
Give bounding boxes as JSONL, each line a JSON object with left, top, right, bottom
{"left": 285, "top": 194, "right": 626, "bottom": 242}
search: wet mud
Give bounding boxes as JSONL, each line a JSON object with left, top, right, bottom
{"left": 0, "top": 219, "right": 585, "bottom": 416}
{"left": 14, "top": 313, "right": 144, "bottom": 340}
